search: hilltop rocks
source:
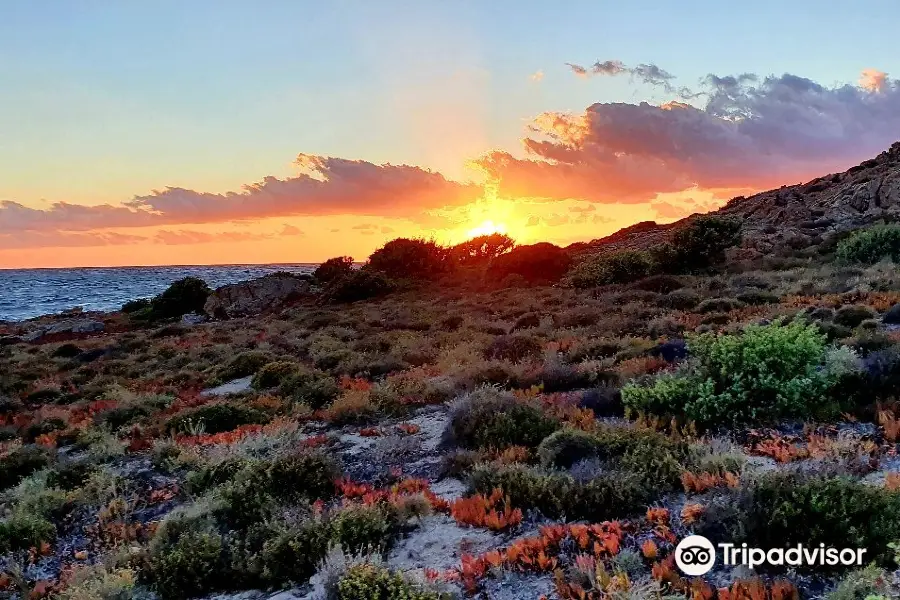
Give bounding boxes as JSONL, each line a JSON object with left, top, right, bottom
{"left": 574, "top": 142, "right": 900, "bottom": 257}
{"left": 204, "top": 272, "right": 310, "bottom": 319}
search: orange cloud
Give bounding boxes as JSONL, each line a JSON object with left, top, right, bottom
{"left": 0, "top": 155, "right": 479, "bottom": 242}
{"left": 476, "top": 69, "right": 900, "bottom": 205}
{"left": 860, "top": 68, "right": 889, "bottom": 93}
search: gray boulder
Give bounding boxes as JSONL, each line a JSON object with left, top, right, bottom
{"left": 204, "top": 273, "right": 310, "bottom": 319}
{"left": 22, "top": 319, "right": 105, "bottom": 342}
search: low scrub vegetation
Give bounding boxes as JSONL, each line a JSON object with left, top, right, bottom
{"left": 8, "top": 216, "right": 900, "bottom": 599}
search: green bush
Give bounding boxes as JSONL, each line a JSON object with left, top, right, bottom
{"left": 251, "top": 360, "right": 301, "bottom": 389}
{"left": 445, "top": 388, "right": 559, "bottom": 450}
{"left": 150, "top": 528, "right": 227, "bottom": 599}
{"left": 826, "top": 565, "right": 894, "bottom": 600}
{"left": 314, "top": 256, "right": 355, "bottom": 284}
{"left": 0, "top": 445, "right": 52, "bottom": 491}
{"left": 185, "top": 456, "right": 255, "bottom": 495}
{"left": 487, "top": 242, "right": 572, "bottom": 284}
{"left": 324, "top": 269, "right": 395, "bottom": 303}
{"left": 469, "top": 463, "right": 648, "bottom": 521}
{"left": 700, "top": 473, "right": 900, "bottom": 571}
{"left": 215, "top": 451, "right": 340, "bottom": 527}
{"left": 97, "top": 404, "right": 153, "bottom": 430}
{"left": 0, "top": 512, "right": 56, "bottom": 553}
{"left": 46, "top": 460, "right": 98, "bottom": 491}
{"left": 568, "top": 250, "right": 656, "bottom": 288}
{"left": 217, "top": 350, "right": 273, "bottom": 381}
{"left": 367, "top": 238, "right": 446, "bottom": 280}
{"left": 664, "top": 215, "right": 742, "bottom": 270}
{"left": 623, "top": 320, "right": 836, "bottom": 426}
{"left": 260, "top": 519, "right": 331, "bottom": 585}
{"left": 277, "top": 366, "right": 340, "bottom": 409}
{"left": 166, "top": 402, "right": 269, "bottom": 435}
{"left": 836, "top": 224, "right": 900, "bottom": 264}
{"left": 593, "top": 425, "right": 691, "bottom": 489}
{"left": 537, "top": 428, "right": 601, "bottom": 469}
{"left": 337, "top": 564, "right": 447, "bottom": 600}
{"left": 330, "top": 504, "right": 395, "bottom": 554}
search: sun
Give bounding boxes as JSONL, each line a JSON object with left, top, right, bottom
{"left": 466, "top": 219, "right": 508, "bottom": 238}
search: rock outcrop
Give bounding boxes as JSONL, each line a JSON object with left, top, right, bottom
{"left": 204, "top": 273, "right": 310, "bottom": 319}
{"left": 573, "top": 141, "right": 900, "bottom": 256}
{"left": 22, "top": 319, "right": 105, "bottom": 342}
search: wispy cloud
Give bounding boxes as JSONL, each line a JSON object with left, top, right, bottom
{"left": 565, "top": 59, "right": 674, "bottom": 90}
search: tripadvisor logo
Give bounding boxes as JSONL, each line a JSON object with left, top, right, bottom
{"left": 674, "top": 535, "right": 867, "bottom": 576}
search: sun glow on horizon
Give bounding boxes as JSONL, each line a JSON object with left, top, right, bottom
{"left": 466, "top": 219, "right": 508, "bottom": 238}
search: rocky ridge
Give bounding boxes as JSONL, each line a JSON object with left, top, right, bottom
{"left": 572, "top": 141, "right": 900, "bottom": 257}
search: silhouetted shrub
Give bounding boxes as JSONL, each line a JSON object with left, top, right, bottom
{"left": 577, "top": 386, "right": 624, "bottom": 417}
{"left": 324, "top": 269, "right": 395, "bottom": 303}
{"left": 650, "top": 339, "right": 688, "bottom": 362}
{"left": 51, "top": 343, "right": 81, "bottom": 358}
{"left": 314, "top": 256, "right": 355, "bottom": 284}
{"left": 836, "top": 224, "right": 900, "bottom": 264}
{"left": 883, "top": 303, "right": 900, "bottom": 324}
{"left": 568, "top": 250, "right": 656, "bottom": 288}
{"left": 487, "top": 243, "right": 572, "bottom": 284}
{"left": 367, "top": 238, "right": 446, "bottom": 279}
{"left": 449, "top": 233, "right": 515, "bottom": 265}
{"left": 121, "top": 298, "right": 151, "bottom": 313}
{"left": 46, "top": 460, "right": 97, "bottom": 491}
{"left": 149, "top": 277, "right": 212, "bottom": 321}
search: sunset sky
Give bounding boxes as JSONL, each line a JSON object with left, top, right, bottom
{"left": 2, "top": 1, "right": 900, "bottom": 268}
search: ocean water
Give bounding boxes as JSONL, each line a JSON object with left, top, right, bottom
{"left": 0, "top": 264, "right": 318, "bottom": 322}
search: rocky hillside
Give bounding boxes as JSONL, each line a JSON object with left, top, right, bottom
{"left": 573, "top": 141, "right": 900, "bottom": 256}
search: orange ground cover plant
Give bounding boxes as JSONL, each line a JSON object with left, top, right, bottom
{"left": 450, "top": 488, "right": 523, "bottom": 531}
{"left": 681, "top": 470, "right": 740, "bottom": 493}
{"left": 454, "top": 521, "right": 623, "bottom": 593}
